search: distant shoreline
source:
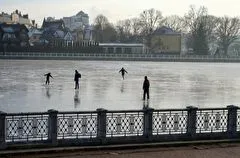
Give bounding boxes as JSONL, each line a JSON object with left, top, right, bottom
{"left": 1, "top": 52, "right": 240, "bottom": 63}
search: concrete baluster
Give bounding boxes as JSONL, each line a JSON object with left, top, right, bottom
{"left": 227, "top": 105, "right": 238, "bottom": 138}
{"left": 97, "top": 108, "right": 107, "bottom": 142}
{"left": 187, "top": 106, "right": 198, "bottom": 138}
{"left": 48, "top": 109, "right": 58, "bottom": 145}
{"left": 143, "top": 107, "right": 154, "bottom": 138}
{"left": 0, "top": 111, "right": 7, "bottom": 149}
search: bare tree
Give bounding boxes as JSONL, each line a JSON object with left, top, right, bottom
{"left": 93, "top": 14, "right": 117, "bottom": 42}
{"left": 205, "top": 15, "right": 218, "bottom": 42}
{"left": 161, "top": 15, "right": 185, "bottom": 32}
{"left": 94, "top": 14, "right": 109, "bottom": 30}
{"left": 116, "top": 19, "right": 132, "bottom": 42}
{"left": 103, "top": 23, "right": 117, "bottom": 42}
{"left": 184, "top": 5, "right": 210, "bottom": 55}
{"left": 131, "top": 18, "right": 142, "bottom": 36}
{"left": 93, "top": 14, "right": 109, "bottom": 42}
{"left": 129, "top": 18, "right": 143, "bottom": 43}
{"left": 184, "top": 5, "right": 208, "bottom": 32}
{"left": 215, "top": 16, "right": 240, "bottom": 56}
{"left": 139, "top": 8, "right": 163, "bottom": 47}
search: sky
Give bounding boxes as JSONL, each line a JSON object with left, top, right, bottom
{"left": 1, "top": 0, "right": 240, "bottom": 26}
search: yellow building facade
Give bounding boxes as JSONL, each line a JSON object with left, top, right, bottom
{"left": 151, "top": 26, "right": 181, "bottom": 54}
{"left": 151, "top": 34, "right": 181, "bottom": 53}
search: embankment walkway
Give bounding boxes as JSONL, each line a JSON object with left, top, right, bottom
{"left": 1, "top": 140, "right": 240, "bottom": 158}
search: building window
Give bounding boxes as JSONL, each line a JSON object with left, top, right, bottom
{"left": 108, "top": 47, "right": 114, "bottom": 53}
{"left": 116, "top": 47, "right": 122, "bottom": 53}
{"left": 103, "top": 48, "right": 107, "bottom": 53}
{"left": 124, "top": 48, "right": 132, "bottom": 53}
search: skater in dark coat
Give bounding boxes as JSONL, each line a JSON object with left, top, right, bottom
{"left": 119, "top": 67, "right": 128, "bottom": 80}
{"left": 74, "top": 70, "right": 81, "bottom": 89}
{"left": 143, "top": 76, "right": 150, "bottom": 100}
{"left": 44, "top": 73, "right": 53, "bottom": 85}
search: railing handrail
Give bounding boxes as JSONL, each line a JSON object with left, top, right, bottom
{"left": 6, "top": 112, "right": 49, "bottom": 116}
{"left": 5, "top": 107, "right": 237, "bottom": 115}
{"left": 197, "top": 107, "right": 233, "bottom": 111}
{"left": 106, "top": 109, "right": 146, "bottom": 113}
{"left": 1, "top": 106, "right": 240, "bottom": 149}
{"left": 153, "top": 108, "right": 188, "bottom": 112}
{"left": 58, "top": 111, "right": 98, "bottom": 114}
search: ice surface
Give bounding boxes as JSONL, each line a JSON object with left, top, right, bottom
{"left": 0, "top": 60, "right": 240, "bottom": 112}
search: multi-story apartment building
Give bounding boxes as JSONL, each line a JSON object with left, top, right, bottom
{"left": 62, "top": 11, "right": 92, "bottom": 41}
{"left": 0, "top": 10, "right": 33, "bottom": 27}
{"left": 62, "top": 11, "right": 89, "bottom": 31}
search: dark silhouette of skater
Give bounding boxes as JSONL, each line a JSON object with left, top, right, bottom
{"left": 143, "top": 76, "right": 150, "bottom": 100}
{"left": 119, "top": 67, "right": 128, "bottom": 80}
{"left": 44, "top": 73, "right": 53, "bottom": 85}
{"left": 74, "top": 70, "right": 81, "bottom": 89}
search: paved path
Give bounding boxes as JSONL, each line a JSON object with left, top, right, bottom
{"left": 3, "top": 143, "right": 240, "bottom": 158}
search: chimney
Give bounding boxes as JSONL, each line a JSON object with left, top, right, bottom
{"left": 32, "top": 20, "right": 35, "bottom": 26}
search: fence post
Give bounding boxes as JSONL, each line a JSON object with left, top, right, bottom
{"left": 0, "top": 111, "right": 6, "bottom": 149}
{"left": 97, "top": 108, "right": 107, "bottom": 140}
{"left": 227, "top": 105, "right": 238, "bottom": 138}
{"left": 186, "top": 106, "right": 198, "bottom": 139}
{"left": 143, "top": 107, "right": 154, "bottom": 138}
{"left": 48, "top": 109, "right": 58, "bottom": 145}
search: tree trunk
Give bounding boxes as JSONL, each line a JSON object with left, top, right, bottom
{"left": 223, "top": 45, "right": 229, "bottom": 57}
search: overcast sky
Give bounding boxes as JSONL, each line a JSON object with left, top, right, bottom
{"left": 1, "top": 0, "right": 240, "bottom": 26}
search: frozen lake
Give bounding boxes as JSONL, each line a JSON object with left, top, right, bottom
{"left": 1, "top": 60, "right": 240, "bottom": 113}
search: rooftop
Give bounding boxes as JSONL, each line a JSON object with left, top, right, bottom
{"left": 153, "top": 26, "right": 181, "bottom": 35}
{"left": 99, "top": 43, "right": 144, "bottom": 47}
